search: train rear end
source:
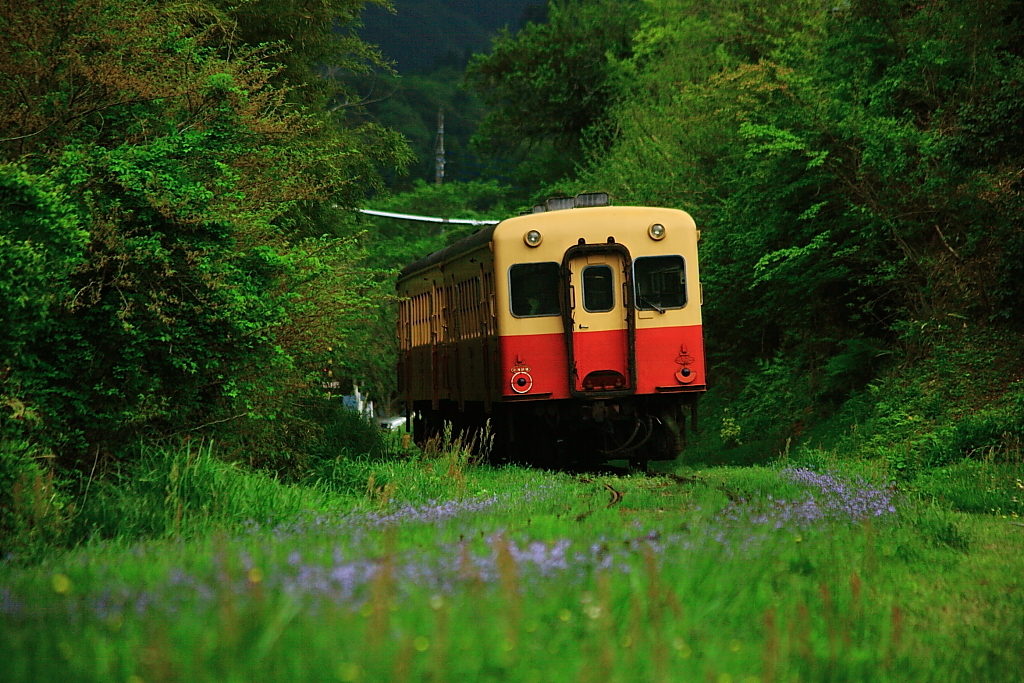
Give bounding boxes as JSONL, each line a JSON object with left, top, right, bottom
{"left": 492, "top": 203, "right": 705, "bottom": 467}
{"left": 397, "top": 199, "right": 706, "bottom": 468}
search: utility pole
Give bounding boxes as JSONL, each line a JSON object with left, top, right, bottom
{"left": 433, "top": 108, "right": 445, "bottom": 185}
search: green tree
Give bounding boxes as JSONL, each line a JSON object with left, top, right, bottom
{"left": 573, "top": 0, "right": 1024, "bottom": 403}
{"left": 0, "top": 0, "right": 410, "bottom": 468}
{"left": 465, "top": 0, "right": 642, "bottom": 188}
{"left": 572, "top": 1, "right": 832, "bottom": 361}
{"left": 208, "top": 0, "right": 393, "bottom": 107}
{"left": 808, "top": 0, "right": 1024, "bottom": 324}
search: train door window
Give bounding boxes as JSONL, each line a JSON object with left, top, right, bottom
{"left": 399, "top": 299, "right": 411, "bottom": 350}
{"left": 509, "top": 262, "right": 560, "bottom": 317}
{"left": 582, "top": 265, "right": 615, "bottom": 312}
{"left": 482, "top": 271, "right": 496, "bottom": 335}
{"left": 633, "top": 255, "right": 686, "bottom": 311}
{"left": 410, "top": 291, "right": 432, "bottom": 346}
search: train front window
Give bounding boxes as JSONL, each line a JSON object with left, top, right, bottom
{"left": 582, "top": 265, "right": 615, "bottom": 312}
{"left": 509, "top": 262, "right": 560, "bottom": 317}
{"left": 634, "top": 255, "right": 686, "bottom": 311}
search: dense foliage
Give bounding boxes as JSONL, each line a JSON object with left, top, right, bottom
{"left": 462, "top": 0, "right": 1024, "bottom": 456}
{"left": 0, "top": 0, "right": 410, "bottom": 482}
{"left": 465, "top": 0, "right": 642, "bottom": 187}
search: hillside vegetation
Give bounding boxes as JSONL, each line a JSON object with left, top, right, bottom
{"left": 0, "top": 0, "right": 412, "bottom": 552}
{"left": 456, "top": 0, "right": 1024, "bottom": 481}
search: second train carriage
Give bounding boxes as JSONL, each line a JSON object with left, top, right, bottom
{"left": 396, "top": 194, "right": 706, "bottom": 467}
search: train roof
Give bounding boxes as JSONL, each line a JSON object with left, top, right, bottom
{"left": 398, "top": 223, "right": 498, "bottom": 280}
{"left": 397, "top": 203, "right": 695, "bottom": 282}
{"left": 397, "top": 193, "right": 613, "bottom": 280}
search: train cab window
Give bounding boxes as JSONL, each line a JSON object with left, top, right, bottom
{"left": 509, "top": 262, "right": 560, "bottom": 317}
{"left": 634, "top": 255, "right": 686, "bottom": 311}
{"left": 582, "top": 265, "right": 615, "bottom": 312}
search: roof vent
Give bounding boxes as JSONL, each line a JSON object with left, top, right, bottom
{"left": 545, "top": 197, "right": 575, "bottom": 212}
{"left": 574, "top": 192, "right": 609, "bottom": 208}
{"left": 528, "top": 192, "right": 610, "bottom": 214}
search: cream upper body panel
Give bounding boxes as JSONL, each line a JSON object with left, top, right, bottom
{"left": 492, "top": 206, "right": 702, "bottom": 337}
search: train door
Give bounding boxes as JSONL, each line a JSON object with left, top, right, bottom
{"left": 564, "top": 248, "right": 634, "bottom": 394}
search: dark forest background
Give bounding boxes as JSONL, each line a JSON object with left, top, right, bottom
{"left": 351, "top": 1, "right": 547, "bottom": 187}
{"left": 360, "top": 0, "right": 543, "bottom": 72}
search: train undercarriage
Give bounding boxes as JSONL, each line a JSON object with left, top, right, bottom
{"left": 411, "top": 395, "right": 699, "bottom": 471}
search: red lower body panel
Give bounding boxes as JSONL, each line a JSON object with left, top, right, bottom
{"left": 571, "top": 329, "right": 630, "bottom": 392}
{"left": 498, "top": 333, "right": 570, "bottom": 399}
{"left": 498, "top": 324, "right": 705, "bottom": 399}
{"left": 634, "top": 325, "right": 705, "bottom": 394}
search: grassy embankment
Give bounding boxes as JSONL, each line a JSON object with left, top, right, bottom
{"left": 2, "top": 411, "right": 1023, "bottom": 682}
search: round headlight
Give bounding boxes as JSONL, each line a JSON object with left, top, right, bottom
{"left": 524, "top": 229, "right": 543, "bottom": 247}
{"left": 648, "top": 223, "right": 666, "bottom": 240}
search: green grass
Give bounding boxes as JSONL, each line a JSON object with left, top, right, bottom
{"left": 2, "top": 442, "right": 1022, "bottom": 683}
{"left": 69, "top": 440, "right": 326, "bottom": 544}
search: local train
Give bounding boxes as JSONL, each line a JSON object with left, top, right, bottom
{"left": 396, "top": 193, "right": 706, "bottom": 468}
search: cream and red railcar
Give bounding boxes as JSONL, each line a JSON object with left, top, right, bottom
{"left": 396, "top": 196, "right": 706, "bottom": 467}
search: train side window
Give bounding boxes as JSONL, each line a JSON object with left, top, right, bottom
{"left": 582, "top": 265, "right": 615, "bottom": 312}
{"left": 509, "top": 262, "right": 560, "bottom": 317}
{"left": 634, "top": 255, "right": 686, "bottom": 311}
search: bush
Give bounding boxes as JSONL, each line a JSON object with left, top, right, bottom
{"left": 303, "top": 397, "right": 393, "bottom": 464}
{"left": 213, "top": 396, "right": 400, "bottom": 479}
{"left": 299, "top": 399, "right": 414, "bottom": 496}
{"left": 920, "top": 411, "right": 1024, "bottom": 468}
{"left": 71, "top": 440, "right": 320, "bottom": 543}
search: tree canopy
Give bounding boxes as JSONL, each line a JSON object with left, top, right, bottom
{"left": 0, "top": 0, "right": 411, "bottom": 468}
{"left": 465, "top": 0, "right": 642, "bottom": 187}
{"left": 463, "top": 0, "right": 1024, "bottom": 412}
{"left": 558, "top": 0, "right": 1024, "bottom": 376}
